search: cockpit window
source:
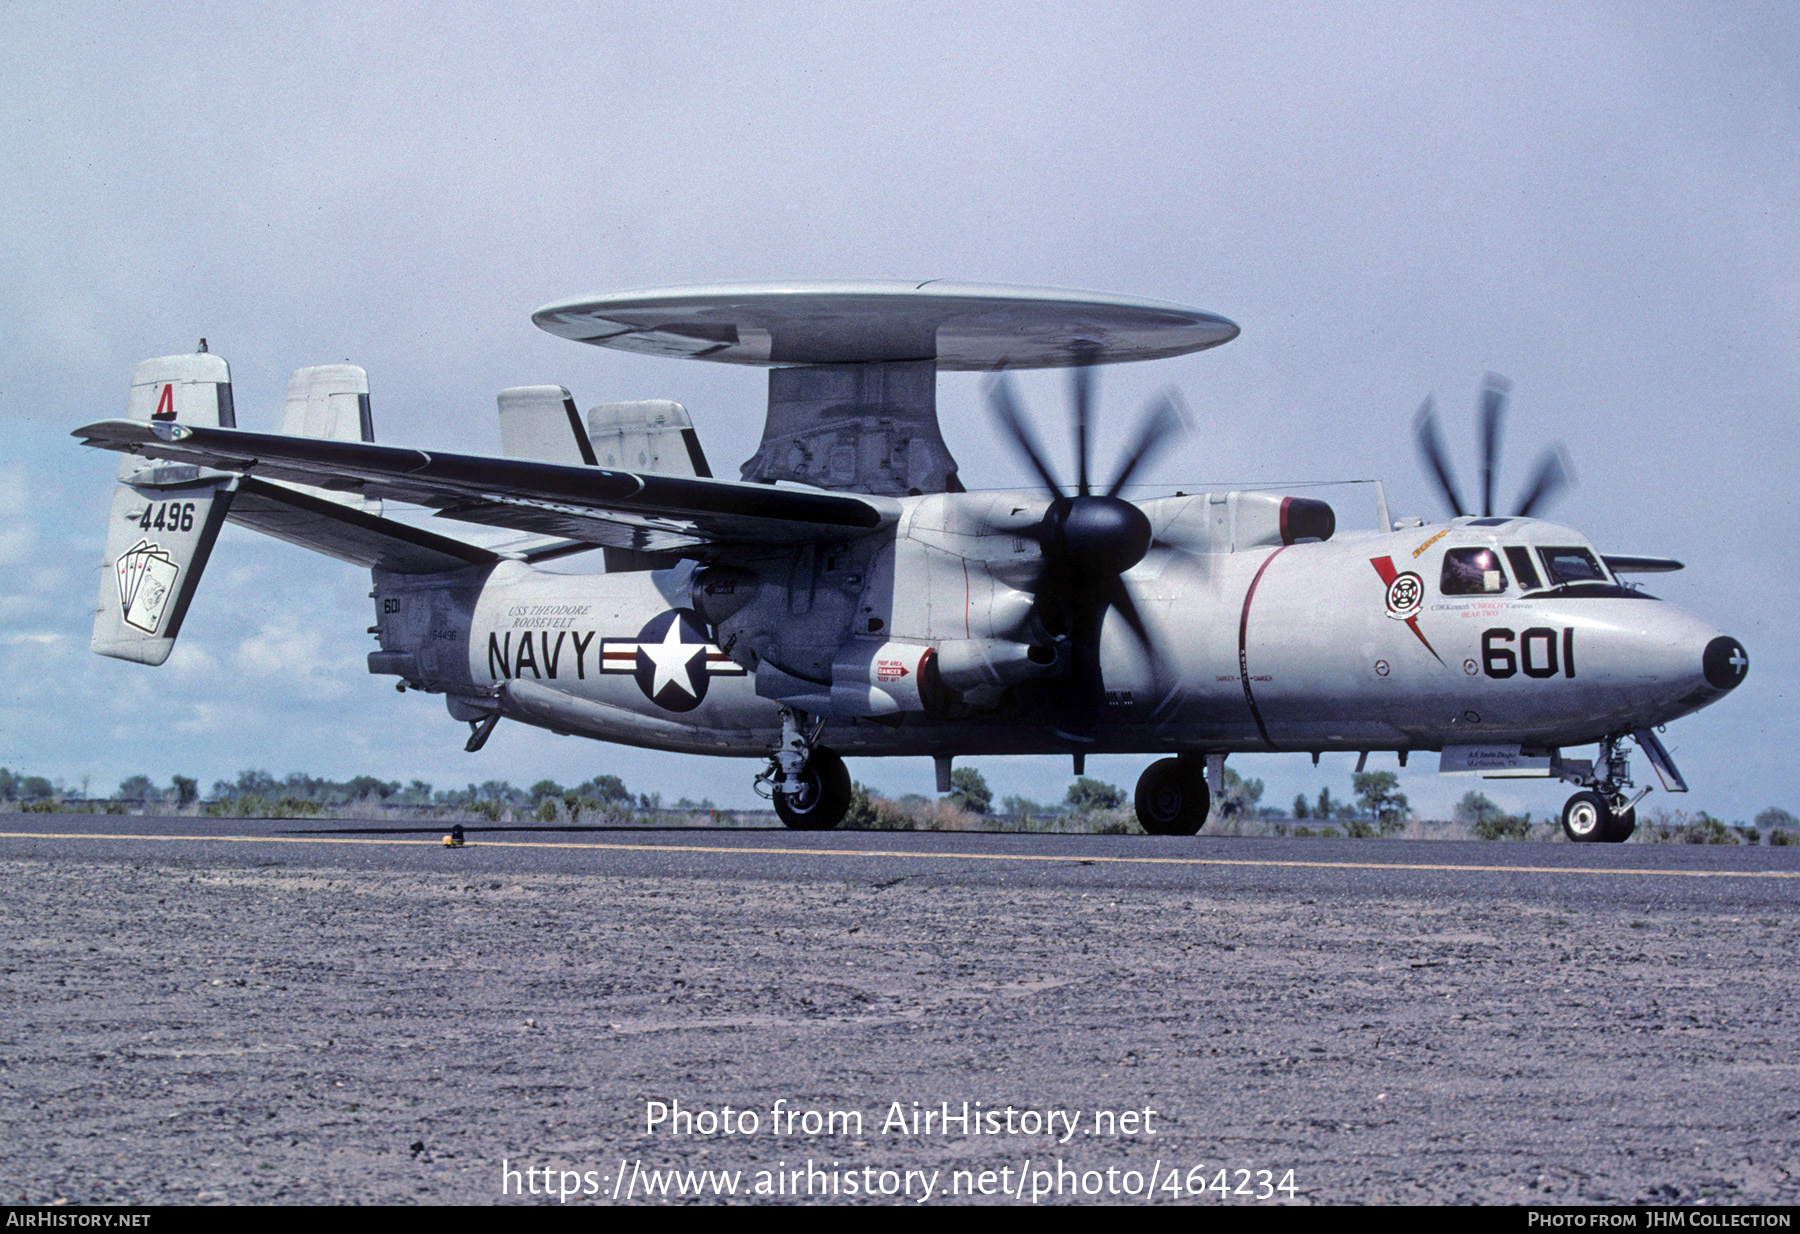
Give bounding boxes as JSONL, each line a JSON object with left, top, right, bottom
{"left": 1504, "top": 546, "right": 1543, "bottom": 591}
{"left": 1441, "top": 547, "right": 1509, "bottom": 595}
{"left": 1539, "top": 547, "right": 1607, "bottom": 585}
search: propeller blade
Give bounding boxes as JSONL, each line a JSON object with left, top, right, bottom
{"left": 1479, "top": 373, "right": 1511, "bottom": 518}
{"left": 984, "top": 372, "right": 1064, "bottom": 499}
{"left": 1512, "top": 444, "right": 1574, "bottom": 517}
{"left": 1069, "top": 345, "right": 1098, "bottom": 497}
{"left": 1105, "top": 389, "right": 1190, "bottom": 498}
{"left": 1063, "top": 597, "right": 1109, "bottom": 734}
{"left": 1107, "top": 576, "right": 1155, "bottom": 659}
{"left": 1413, "top": 396, "right": 1468, "bottom": 517}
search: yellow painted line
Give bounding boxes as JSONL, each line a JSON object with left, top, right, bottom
{"left": 2, "top": 831, "right": 1798, "bottom": 879}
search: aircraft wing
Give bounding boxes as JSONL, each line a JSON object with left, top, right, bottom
{"left": 74, "top": 419, "right": 895, "bottom": 554}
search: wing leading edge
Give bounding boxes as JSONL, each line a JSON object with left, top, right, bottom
{"left": 74, "top": 419, "right": 895, "bottom": 555}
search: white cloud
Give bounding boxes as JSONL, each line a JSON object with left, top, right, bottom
{"left": 231, "top": 620, "right": 359, "bottom": 701}
{"left": 0, "top": 466, "right": 36, "bottom": 566}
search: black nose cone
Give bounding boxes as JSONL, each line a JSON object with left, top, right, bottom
{"left": 1703, "top": 636, "right": 1748, "bottom": 690}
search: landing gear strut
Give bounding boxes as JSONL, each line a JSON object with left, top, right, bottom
{"left": 1559, "top": 733, "right": 1642, "bottom": 843}
{"left": 758, "top": 707, "right": 852, "bottom": 830}
{"left": 1134, "top": 757, "right": 1211, "bottom": 836}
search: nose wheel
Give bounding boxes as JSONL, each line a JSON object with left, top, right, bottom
{"left": 1561, "top": 790, "right": 1637, "bottom": 843}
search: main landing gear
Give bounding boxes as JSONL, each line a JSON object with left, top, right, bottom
{"left": 1559, "top": 734, "right": 1642, "bottom": 843}
{"left": 759, "top": 707, "right": 852, "bottom": 830}
{"left": 1134, "top": 757, "right": 1211, "bottom": 836}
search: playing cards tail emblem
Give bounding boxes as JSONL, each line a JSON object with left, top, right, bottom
{"left": 115, "top": 539, "right": 181, "bottom": 634}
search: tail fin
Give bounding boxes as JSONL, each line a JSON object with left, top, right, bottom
{"left": 281, "top": 364, "right": 373, "bottom": 442}
{"left": 587, "top": 399, "right": 710, "bottom": 477}
{"left": 92, "top": 353, "right": 239, "bottom": 665}
{"left": 497, "top": 385, "right": 596, "bottom": 465}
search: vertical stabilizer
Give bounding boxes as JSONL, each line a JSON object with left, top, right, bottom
{"left": 275, "top": 365, "right": 379, "bottom": 513}
{"left": 587, "top": 400, "right": 710, "bottom": 477}
{"left": 281, "top": 364, "right": 373, "bottom": 442}
{"left": 93, "top": 353, "right": 239, "bottom": 665}
{"left": 497, "top": 386, "right": 597, "bottom": 465}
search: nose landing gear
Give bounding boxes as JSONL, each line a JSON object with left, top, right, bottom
{"left": 1561, "top": 790, "right": 1636, "bottom": 843}
{"left": 1560, "top": 733, "right": 1643, "bottom": 843}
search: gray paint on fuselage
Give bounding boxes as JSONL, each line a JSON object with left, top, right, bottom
{"left": 370, "top": 502, "right": 1735, "bottom": 762}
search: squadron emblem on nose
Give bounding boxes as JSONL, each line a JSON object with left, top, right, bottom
{"left": 1383, "top": 571, "right": 1423, "bottom": 621}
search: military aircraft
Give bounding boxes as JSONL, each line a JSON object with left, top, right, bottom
{"left": 74, "top": 282, "right": 1747, "bottom": 840}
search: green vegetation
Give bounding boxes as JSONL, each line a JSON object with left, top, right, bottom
{"left": 947, "top": 767, "right": 992, "bottom": 815}
{"left": 1065, "top": 777, "right": 1125, "bottom": 814}
{"left": 1455, "top": 791, "right": 1535, "bottom": 841}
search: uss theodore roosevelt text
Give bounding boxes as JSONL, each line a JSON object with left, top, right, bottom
{"left": 645, "top": 1099, "right": 1158, "bottom": 1142}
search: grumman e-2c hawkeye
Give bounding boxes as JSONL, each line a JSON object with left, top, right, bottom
{"left": 75, "top": 282, "right": 1747, "bottom": 840}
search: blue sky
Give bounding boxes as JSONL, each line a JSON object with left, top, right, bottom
{"left": 3, "top": 2, "right": 1795, "bottom": 819}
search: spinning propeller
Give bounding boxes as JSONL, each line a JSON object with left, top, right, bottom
{"left": 1414, "top": 373, "right": 1574, "bottom": 519}
{"left": 984, "top": 345, "right": 1188, "bottom": 735}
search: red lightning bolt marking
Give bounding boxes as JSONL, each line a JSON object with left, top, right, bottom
{"left": 1370, "top": 556, "right": 1444, "bottom": 665}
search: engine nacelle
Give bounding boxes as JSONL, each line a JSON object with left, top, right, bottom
{"left": 934, "top": 637, "right": 1056, "bottom": 693}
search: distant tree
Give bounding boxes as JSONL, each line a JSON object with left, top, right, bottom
{"left": 572, "top": 775, "right": 633, "bottom": 805}
{"left": 1215, "top": 769, "right": 1264, "bottom": 819}
{"left": 476, "top": 780, "right": 526, "bottom": 805}
{"left": 19, "top": 776, "right": 54, "bottom": 802}
{"left": 1292, "top": 793, "right": 1310, "bottom": 820}
{"left": 528, "top": 779, "right": 564, "bottom": 803}
{"left": 340, "top": 776, "right": 398, "bottom": 802}
{"left": 1315, "top": 786, "right": 1336, "bottom": 820}
{"left": 845, "top": 782, "right": 880, "bottom": 829}
{"left": 1066, "top": 777, "right": 1126, "bottom": 813}
{"left": 1352, "top": 771, "right": 1409, "bottom": 831}
{"left": 1001, "top": 794, "right": 1053, "bottom": 819}
{"left": 1755, "top": 807, "right": 1798, "bottom": 831}
{"left": 947, "top": 767, "right": 992, "bottom": 814}
{"left": 1687, "top": 813, "right": 1738, "bottom": 845}
{"left": 170, "top": 776, "right": 199, "bottom": 807}
{"left": 1454, "top": 790, "right": 1531, "bottom": 841}
{"left": 116, "top": 774, "right": 160, "bottom": 804}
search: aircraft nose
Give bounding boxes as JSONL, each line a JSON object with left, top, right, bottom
{"left": 1702, "top": 635, "right": 1748, "bottom": 691}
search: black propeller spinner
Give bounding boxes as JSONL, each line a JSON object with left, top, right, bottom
{"left": 1413, "top": 373, "right": 1574, "bottom": 519}
{"left": 984, "top": 346, "right": 1187, "bottom": 736}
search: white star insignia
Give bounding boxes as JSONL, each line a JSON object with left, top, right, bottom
{"left": 640, "top": 619, "right": 703, "bottom": 698}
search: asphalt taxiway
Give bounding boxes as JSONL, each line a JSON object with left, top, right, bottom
{"left": 3, "top": 815, "right": 1797, "bottom": 1204}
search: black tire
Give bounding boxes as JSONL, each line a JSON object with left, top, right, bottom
{"left": 1561, "top": 790, "right": 1612, "bottom": 843}
{"left": 1602, "top": 804, "right": 1637, "bottom": 843}
{"left": 773, "top": 745, "right": 852, "bottom": 831}
{"left": 1134, "top": 757, "right": 1211, "bottom": 836}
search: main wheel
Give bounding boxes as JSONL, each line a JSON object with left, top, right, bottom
{"left": 1134, "top": 758, "right": 1211, "bottom": 836}
{"left": 772, "top": 745, "right": 852, "bottom": 831}
{"left": 1602, "top": 804, "right": 1637, "bottom": 843}
{"left": 1561, "top": 790, "right": 1612, "bottom": 843}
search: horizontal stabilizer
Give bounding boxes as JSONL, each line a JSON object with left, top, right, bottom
{"left": 228, "top": 478, "right": 497, "bottom": 574}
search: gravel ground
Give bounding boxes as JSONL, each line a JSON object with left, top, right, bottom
{"left": 2, "top": 846, "right": 1797, "bottom": 1205}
